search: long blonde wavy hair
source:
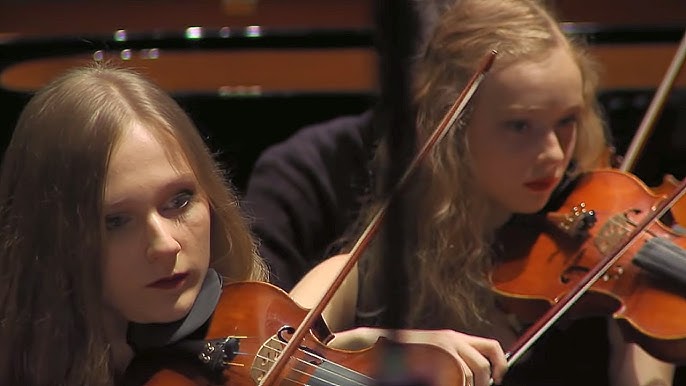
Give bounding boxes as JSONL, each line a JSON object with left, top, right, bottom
{"left": 357, "top": 0, "right": 607, "bottom": 334}
{"left": 0, "top": 65, "right": 266, "bottom": 386}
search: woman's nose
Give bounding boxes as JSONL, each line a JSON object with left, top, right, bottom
{"left": 538, "top": 129, "right": 566, "bottom": 163}
{"left": 145, "top": 215, "right": 182, "bottom": 262}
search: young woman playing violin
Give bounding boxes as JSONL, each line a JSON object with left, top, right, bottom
{"left": 290, "top": 0, "right": 677, "bottom": 385}
{"left": 0, "top": 65, "right": 267, "bottom": 385}
{"left": 0, "top": 63, "right": 480, "bottom": 386}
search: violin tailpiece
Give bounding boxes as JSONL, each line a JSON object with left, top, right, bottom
{"left": 547, "top": 202, "right": 597, "bottom": 238}
{"left": 171, "top": 336, "right": 241, "bottom": 373}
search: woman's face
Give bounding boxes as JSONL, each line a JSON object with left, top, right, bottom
{"left": 466, "top": 45, "right": 583, "bottom": 224}
{"left": 101, "top": 123, "right": 211, "bottom": 323}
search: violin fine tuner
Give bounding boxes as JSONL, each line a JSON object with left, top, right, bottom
{"left": 170, "top": 336, "right": 241, "bottom": 373}
{"left": 548, "top": 202, "right": 597, "bottom": 238}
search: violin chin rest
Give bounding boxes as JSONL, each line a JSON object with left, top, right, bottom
{"left": 633, "top": 237, "right": 686, "bottom": 286}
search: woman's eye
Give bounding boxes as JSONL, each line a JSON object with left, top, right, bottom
{"left": 166, "top": 190, "right": 194, "bottom": 211}
{"left": 558, "top": 114, "right": 579, "bottom": 129}
{"left": 105, "top": 214, "right": 129, "bottom": 231}
{"left": 505, "top": 120, "right": 530, "bottom": 133}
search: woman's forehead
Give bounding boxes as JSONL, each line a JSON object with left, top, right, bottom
{"left": 110, "top": 122, "right": 195, "bottom": 174}
{"left": 475, "top": 47, "right": 583, "bottom": 110}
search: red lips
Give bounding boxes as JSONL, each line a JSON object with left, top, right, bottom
{"left": 147, "top": 272, "right": 189, "bottom": 289}
{"left": 524, "top": 176, "right": 559, "bottom": 192}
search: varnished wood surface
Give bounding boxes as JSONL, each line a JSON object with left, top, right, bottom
{"left": 0, "top": 0, "right": 684, "bottom": 37}
{"left": 0, "top": 0, "right": 372, "bottom": 36}
{"left": 552, "top": 0, "right": 686, "bottom": 25}
{"left": 1, "top": 41, "right": 683, "bottom": 94}
{"left": 0, "top": 48, "right": 378, "bottom": 94}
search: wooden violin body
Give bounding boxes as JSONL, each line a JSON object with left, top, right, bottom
{"left": 652, "top": 173, "right": 686, "bottom": 226}
{"left": 124, "top": 281, "right": 466, "bottom": 386}
{"left": 493, "top": 169, "right": 686, "bottom": 364}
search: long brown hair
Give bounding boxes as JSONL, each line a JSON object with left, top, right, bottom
{"left": 357, "top": 0, "right": 607, "bottom": 334}
{"left": 0, "top": 64, "right": 266, "bottom": 385}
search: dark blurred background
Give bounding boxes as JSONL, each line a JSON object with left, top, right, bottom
{"left": 0, "top": 0, "right": 685, "bottom": 192}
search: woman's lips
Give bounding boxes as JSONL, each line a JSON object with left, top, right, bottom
{"left": 524, "top": 176, "right": 559, "bottom": 192}
{"left": 147, "top": 272, "right": 189, "bottom": 289}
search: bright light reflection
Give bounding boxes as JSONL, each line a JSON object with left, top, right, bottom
{"left": 185, "top": 27, "right": 203, "bottom": 39}
{"left": 114, "top": 29, "right": 127, "bottom": 42}
{"left": 245, "top": 25, "right": 261, "bottom": 38}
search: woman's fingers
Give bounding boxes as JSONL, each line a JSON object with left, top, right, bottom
{"left": 462, "top": 335, "right": 507, "bottom": 384}
{"left": 394, "top": 329, "right": 507, "bottom": 386}
{"left": 452, "top": 339, "right": 495, "bottom": 386}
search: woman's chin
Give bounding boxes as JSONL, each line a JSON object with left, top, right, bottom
{"left": 129, "top": 291, "right": 199, "bottom": 324}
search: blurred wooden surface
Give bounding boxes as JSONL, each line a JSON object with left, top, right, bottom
{"left": 2, "top": 38, "right": 684, "bottom": 94}
{"left": 0, "top": 0, "right": 684, "bottom": 36}
{"left": 552, "top": 0, "right": 686, "bottom": 25}
{"left": 590, "top": 43, "right": 686, "bottom": 90}
{"left": 0, "top": 48, "right": 377, "bottom": 94}
{"left": 0, "top": 0, "right": 372, "bottom": 36}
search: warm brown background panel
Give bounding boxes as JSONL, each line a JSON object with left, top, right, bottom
{"left": 1, "top": 0, "right": 685, "bottom": 36}
{"left": 0, "top": 48, "right": 378, "bottom": 94}
{"left": 552, "top": 0, "right": 686, "bottom": 25}
{"left": 590, "top": 43, "right": 686, "bottom": 90}
{"left": 3, "top": 43, "right": 684, "bottom": 94}
{"left": 0, "top": 0, "right": 373, "bottom": 36}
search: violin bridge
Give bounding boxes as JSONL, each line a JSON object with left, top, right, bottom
{"left": 250, "top": 334, "right": 286, "bottom": 384}
{"left": 548, "top": 202, "right": 597, "bottom": 238}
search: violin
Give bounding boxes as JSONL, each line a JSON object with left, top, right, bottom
{"left": 493, "top": 168, "right": 686, "bottom": 364}
{"left": 123, "top": 282, "right": 466, "bottom": 386}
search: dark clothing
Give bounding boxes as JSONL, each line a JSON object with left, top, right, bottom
{"left": 244, "top": 111, "right": 378, "bottom": 290}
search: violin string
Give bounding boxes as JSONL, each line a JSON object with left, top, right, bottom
{"left": 560, "top": 209, "right": 679, "bottom": 273}
{"left": 230, "top": 342, "right": 369, "bottom": 385}
{"left": 253, "top": 352, "right": 337, "bottom": 386}
{"left": 231, "top": 351, "right": 307, "bottom": 385}
{"left": 256, "top": 336, "right": 372, "bottom": 385}
{"left": 253, "top": 351, "right": 357, "bottom": 386}
{"left": 228, "top": 336, "right": 372, "bottom": 385}
{"left": 270, "top": 336, "right": 372, "bottom": 383}
{"left": 264, "top": 341, "right": 371, "bottom": 385}
{"left": 602, "top": 211, "right": 674, "bottom": 254}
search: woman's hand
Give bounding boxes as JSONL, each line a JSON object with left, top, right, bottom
{"left": 329, "top": 327, "right": 508, "bottom": 386}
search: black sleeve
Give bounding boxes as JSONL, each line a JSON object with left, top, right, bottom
{"left": 243, "top": 111, "right": 376, "bottom": 290}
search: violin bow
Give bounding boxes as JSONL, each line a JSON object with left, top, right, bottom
{"left": 620, "top": 29, "right": 686, "bottom": 172}
{"left": 258, "top": 49, "right": 498, "bottom": 386}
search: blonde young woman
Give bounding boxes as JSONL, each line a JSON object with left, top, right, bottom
{"left": 290, "top": 0, "right": 676, "bottom": 385}
{"left": 0, "top": 66, "right": 266, "bottom": 385}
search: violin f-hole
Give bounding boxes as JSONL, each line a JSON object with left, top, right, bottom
{"left": 560, "top": 264, "right": 590, "bottom": 284}
{"left": 277, "top": 326, "right": 325, "bottom": 365}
